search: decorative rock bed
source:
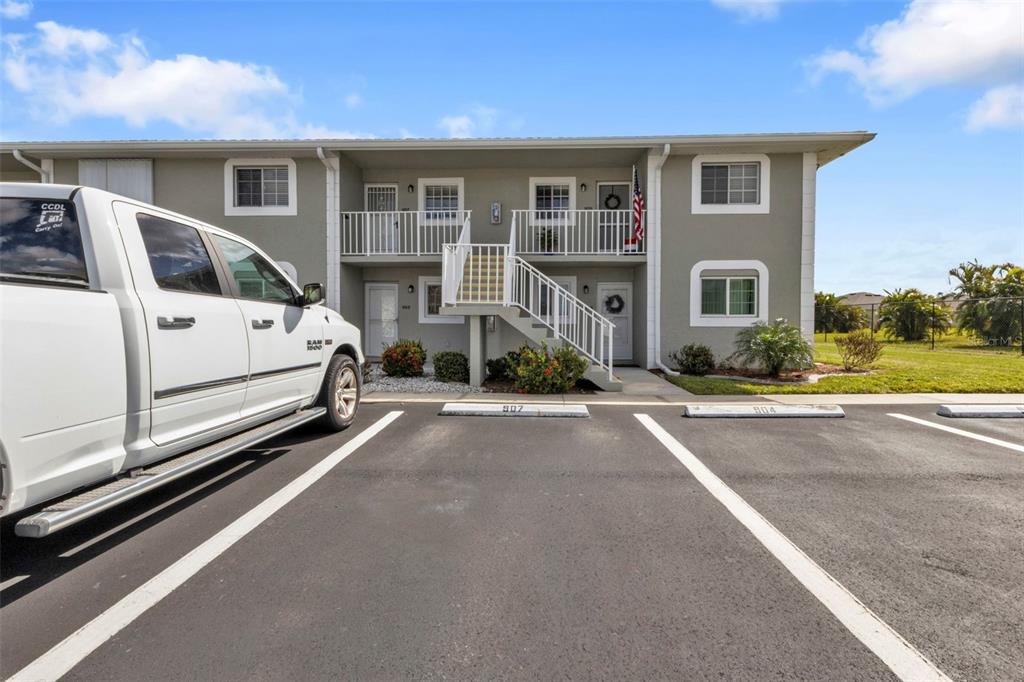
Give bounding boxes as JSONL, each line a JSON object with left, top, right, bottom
{"left": 362, "top": 364, "right": 485, "bottom": 394}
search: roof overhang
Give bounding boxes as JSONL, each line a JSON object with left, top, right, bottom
{"left": 0, "top": 131, "right": 875, "bottom": 167}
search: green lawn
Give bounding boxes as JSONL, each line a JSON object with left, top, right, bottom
{"left": 668, "top": 333, "right": 1024, "bottom": 395}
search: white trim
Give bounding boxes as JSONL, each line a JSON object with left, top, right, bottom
{"left": 318, "top": 148, "right": 341, "bottom": 312}
{"left": 690, "top": 154, "right": 770, "bottom": 215}
{"left": 800, "top": 152, "right": 816, "bottom": 344}
{"left": 528, "top": 176, "right": 577, "bottom": 212}
{"left": 689, "top": 260, "right": 769, "bottom": 327}
{"left": 418, "top": 276, "right": 464, "bottom": 324}
{"left": 224, "top": 158, "right": 298, "bottom": 216}
{"left": 417, "top": 177, "right": 464, "bottom": 212}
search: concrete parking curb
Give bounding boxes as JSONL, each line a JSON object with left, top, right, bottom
{"left": 936, "top": 404, "right": 1024, "bottom": 418}
{"left": 440, "top": 403, "right": 589, "bottom": 418}
{"left": 684, "top": 404, "right": 845, "bottom": 418}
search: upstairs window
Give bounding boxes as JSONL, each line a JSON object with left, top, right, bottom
{"left": 224, "top": 158, "right": 297, "bottom": 216}
{"left": 701, "top": 163, "right": 759, "bottom": 205}
{"left": 529, "top": 177, "right": 576, "bottom": 221}
{"left": 418, "top": 178, "right": 464, "bottom": 223}
{"left": 235, "top": 166, "right": 289, "bottom": 208}
{"left": 691, "top": 155, "right": 770, "bottom": 214}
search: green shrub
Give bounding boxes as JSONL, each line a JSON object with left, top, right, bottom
{"left": 381, "top": 339, "right": 425, "bottom": 377}
{"left": 834, "top": 331, "right": 884, "bottom": 370}
{"left": 513, "top": 343, "right": 588, "bottom": 394}
{"left": 486, "top": 356, "right": 510, "bottom": 381}
{"left": 878, "top": 288, "right": 951, "bottom": 341}
{"left": 433, "top": 351, "right": 469, "bottom": 383}
{"left": 669, "top": 344, "right": 715, "bottom": 376}
{"left": 734, "top": 319, "right": 813, "bottom": 377}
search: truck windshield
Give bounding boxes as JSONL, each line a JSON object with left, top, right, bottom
{"left": 0, "top": 197, "right": 88, "bottom": 286}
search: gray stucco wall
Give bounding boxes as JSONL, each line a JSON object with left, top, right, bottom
{"left": 659, "top": 153, "right": 803, "bottom": 364}
{"left": 152, "top": 158, "right": 328, "bottom": 288}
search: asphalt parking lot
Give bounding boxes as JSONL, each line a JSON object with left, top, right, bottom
{"left": 2, "top": 402, "right": 1021, "bottom": 681}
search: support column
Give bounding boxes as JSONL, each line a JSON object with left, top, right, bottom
{"left": 469, "top": 315, "right": 485, "bottom": 387}
{"left": 800, "top": 152, "right": 817, "bottom": 346}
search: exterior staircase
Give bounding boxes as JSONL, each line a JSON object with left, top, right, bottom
{"left": 441, "top": 219, "right": 621, "bottom": 391}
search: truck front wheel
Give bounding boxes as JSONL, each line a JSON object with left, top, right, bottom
{"left": 317, "top": 354, "right": 360, "bottom": 431}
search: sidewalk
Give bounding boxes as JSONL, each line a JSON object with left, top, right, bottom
{"left": 363, "top": 392, "right": 1024, "bottom": 406}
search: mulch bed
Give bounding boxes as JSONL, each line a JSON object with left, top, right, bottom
{"left": 481, "top": 378, "right": 596, "bottom": 394}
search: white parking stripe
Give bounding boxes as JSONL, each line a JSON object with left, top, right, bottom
{"left": 888, "top": 413, "right": 1024, "bottom": 453}
{"left": 634, "top": 414, "right": 950, "bottom": 682}
{"left": 9, "top": 410, "right": 403, "bottom": 682}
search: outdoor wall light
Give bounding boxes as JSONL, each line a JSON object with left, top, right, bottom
{"left": 408, "top": 284, "right": 415, "bottom": 294}
{"left": 582, "top": 284, "right": 590, "bottom": 294}
{"left": 580, "top": 182, "right": 588, "bottom": 192}
{"left": 407, "top": 184, "right": 415, "bottom": 193}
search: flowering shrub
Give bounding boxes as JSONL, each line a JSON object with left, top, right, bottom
{"left": 381, "top": 339, "right": 426, "bottom": 377}
{"left": 513, "top": 343, "right": 588, "bottom": 394}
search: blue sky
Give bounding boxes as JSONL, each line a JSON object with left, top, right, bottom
{"left": 2, "top": 0, "right": 1022, "bottom": 295}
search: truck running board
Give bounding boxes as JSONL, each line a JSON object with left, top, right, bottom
{"left": 15, "top": 407, "right": 327, "bottom": 538}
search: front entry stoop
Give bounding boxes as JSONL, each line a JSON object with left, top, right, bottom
{"left": 584, "top": 366, "right": 623, "bottom": 392}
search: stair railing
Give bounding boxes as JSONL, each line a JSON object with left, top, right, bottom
{"left": 441, "top": 215, "right": 472, "bottom": 305}
{"left": 508, "top": 256, "right": 615, "bottom": 380}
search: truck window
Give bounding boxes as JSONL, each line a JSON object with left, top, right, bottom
{"left": 137, "top": 213, "right": 222, "bottom": 295}
{"left": 0, "top": 197, "right": 88, "bottom": 287}
{"left": 211, "top": 234, "right": 296, "bottom": 304}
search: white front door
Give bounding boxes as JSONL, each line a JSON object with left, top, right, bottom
{"left": 365, "top": 283, "right": 399, "bottom": 357}
{"left": 597, "top": 283, "right": 632, "bottom": 361}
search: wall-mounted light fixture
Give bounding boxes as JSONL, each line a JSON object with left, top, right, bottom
{"left": 580, "top": 182, "right": 588, "bottom": 192}
{"left": 407, "top": 284, "right": 415, "bottom": 294}
{"left": 407, "top": 184, "right": 415, "bottom": 193}
{"left": 582, "top": 284, "right": 590, "bottom": 295}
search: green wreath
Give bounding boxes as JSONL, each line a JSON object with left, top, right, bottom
{"left": 604, "top": 294, "right": 625, "bottom": 315}
{"left": 603, "top": 193, "right": 622, "bottom": 210}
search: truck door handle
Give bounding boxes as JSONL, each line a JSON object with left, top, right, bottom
{"left": 252, "top": 319, "right": 275, "bottom": 330}
{"left": 157, "top": 316, "right": 195, "bottom": 330}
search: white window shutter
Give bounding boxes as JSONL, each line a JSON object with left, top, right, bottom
{"left": 78, "top": 160, "right": 108, "bottom": 190}
{"left": 77, "top": 159, "right": 153, "bottom": 203}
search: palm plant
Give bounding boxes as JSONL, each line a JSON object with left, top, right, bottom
{"left": 734, "top": 318, "right": 813, "bottom": 377}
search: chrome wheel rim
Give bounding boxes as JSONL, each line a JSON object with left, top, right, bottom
{"left": 334, "top": 367, "right": 358, "bottom": 419}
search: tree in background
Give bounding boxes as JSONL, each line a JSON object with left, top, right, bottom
{"left": 878, "top": 289, "right": 951, "bottom": 341}
{"left": 948, "top": 261, "right": 1023, "bottom": 346}
{"left": 814, "top": 292, "right": 865, "bottom": 333}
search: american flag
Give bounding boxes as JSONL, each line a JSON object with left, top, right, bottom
{"left": 632, "top": 165, "right": 645, "bottom": 240}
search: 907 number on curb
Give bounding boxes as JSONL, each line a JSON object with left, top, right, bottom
{"left": 502, "top": 404, "right": 524, "bottom": 413}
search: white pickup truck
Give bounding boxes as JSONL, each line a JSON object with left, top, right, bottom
{"left": 0, "top": 183, "right": 364, "bottom": 537}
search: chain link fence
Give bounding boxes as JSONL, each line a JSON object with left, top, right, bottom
{"left": 815, "top": 296, "right": 1024, "bottom": 354}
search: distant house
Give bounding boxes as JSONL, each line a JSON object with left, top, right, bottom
{"left": 840, "top": 291, "right": 883, "bottom": 308}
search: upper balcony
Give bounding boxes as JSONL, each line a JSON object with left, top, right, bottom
{"left": 340, "top": 210, "right": 470, "bottom": 258}
{"left": 510, "top": 209, "right": 645, "bottom": 257}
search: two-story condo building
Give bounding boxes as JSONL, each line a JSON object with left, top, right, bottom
{"left": 1, "top": 132, "right": 874, "bottom": 389}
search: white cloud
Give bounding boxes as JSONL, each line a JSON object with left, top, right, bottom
{"left": 437, "top": 105, "right": 500, "bottom": 138}
{"left": 966, "top": 83, "right": 1024, "bottom": 132}
{"left": 36, "top": 20, "right": 112, "bottom": 55}
{"left": 1, "top": 20, "right": 365, "bottom": 139}
{"left": 344, "top": 92, "right": 363, "bottom": 109}
{"left": 0, "top": 0, "right": 31, "bottom": 20}
{"left": 811, "top": 0, "right": 1024, "bottom": 104}
{"left": 711, "top": 0, "right": 783, "bottom": 21}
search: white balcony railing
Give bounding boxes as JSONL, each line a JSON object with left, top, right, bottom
{"left": 341, "top": 210, "right": 471, "bottom": 256}
{"left": 510, "top": 209, "right": 645, "bottom": 256}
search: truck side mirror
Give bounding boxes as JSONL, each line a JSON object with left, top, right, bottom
{"left": 302, "top": 282, "right": 324, "bottom": 306}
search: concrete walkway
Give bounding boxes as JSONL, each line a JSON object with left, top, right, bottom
{"left": 363, "top": 391, "right": 1024, "bottom": 406}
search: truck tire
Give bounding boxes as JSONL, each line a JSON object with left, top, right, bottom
{"left": 317, "top": 354, "right": 360, "bottom": 431}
